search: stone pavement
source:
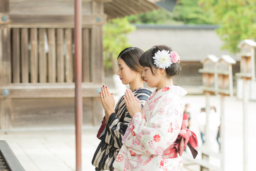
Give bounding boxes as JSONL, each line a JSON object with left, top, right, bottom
{"left": 0, "top": 95, "right": 255, "bottom": 171}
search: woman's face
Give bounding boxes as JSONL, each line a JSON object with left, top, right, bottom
{"left": 117, "top": 58, "right": 138, "bottom": 85}
{"left": 142, "top": 66, "right": 162, "bottom": 87}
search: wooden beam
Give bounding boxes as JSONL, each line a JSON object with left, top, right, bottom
{"left": 0, "top": 0, "right": 12, "bottom": 129}
{"left": 92, "top": 1, "right": 104, "bottom": 14}
{"left": 12, "top": 28, "right": 20, "bottom": 83}
{"left": 0, "top": 0, "right": 9, "bottom": 13}
{"left": 48, "top": 28, "right": 56, "bottom": 83}
{"left": 114, "top": 0, "right": 138, "bottom": 14}
{"left": 104, "top": 3, "right": 125, "bottom": 17}
{"left": 94, "top": 0, "right": 112, "bottom": 2}
{"left": 0, "top": 26, "right": 11, "bottom": 86}
{"left": 30, "top": 28, "right": 38, "bottom": 83}
{"left": 21, "top": 28, "right": 28, "bottom": 83}
{"left": 39, "top": 28, "right": 47, "bottom": 83}
{"left": 10, "top": 0, "right": 105, "bottom": 2}
{"left": 9, "top": 15, "right": 106, "bottom": 25}
{"left": 0, "top": 84, "right": 101, "bottom": 98}
{"left": 0, "top": 98, "right": 11, "bottom": 129}
{"left": 90, "top": 26, "right": 103, "bottom": 84}
{"left": 65, "top": 28, "right": 73, "bottom": 83}
{"left": 57, "top": 28, "right": 64, "bottom": 83}
{"left": 82, "top": 28, "right": 90, "bottom": 82}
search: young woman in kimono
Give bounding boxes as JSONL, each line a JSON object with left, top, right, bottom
{"left": 113, "top": 45, "right": 198, "bottom": 171}
{"left": 92, "top": 47, "right": 152, "bottom": 171}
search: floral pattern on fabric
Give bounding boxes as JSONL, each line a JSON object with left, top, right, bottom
{"left": 114, "top": 86, "right": 187, "bottom": 171}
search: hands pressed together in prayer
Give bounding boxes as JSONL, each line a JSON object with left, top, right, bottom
{"left": 124, "top": 89, "right": 142, "bottom": 118}
{"left": 100, "top": 85, "right": 115, "bottom": 124}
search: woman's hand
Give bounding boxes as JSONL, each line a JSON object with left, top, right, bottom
{"left": 100, "top": 85, "right": 115, "bottom": 118}
{"left": 124, "top": 89, "right": 142, "bottom": 118}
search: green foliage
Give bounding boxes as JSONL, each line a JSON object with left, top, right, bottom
{"left": 173, "top": 0, "right": 215, "bottom": 24}
{"left": 199, "top": 0, "right": 256, "bottom": 53}
{"left": 127, "top": 9, "right": 181, "bottom": 24}
{"left": 103, "top": 18, "right": 135, "bottom": 70}
{"left": 126, "top": 0, "right": 214, "bottom": 25}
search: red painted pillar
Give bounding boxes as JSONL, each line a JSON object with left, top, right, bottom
{"left": 74, "top": 0, "right": 82, "bottom": 170}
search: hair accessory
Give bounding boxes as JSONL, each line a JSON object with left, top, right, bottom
{"left": 153, "top": 50, "right": 172, "bottom": 69}
{"left": 170, "top": 51, "right": 180, "bottom": 63}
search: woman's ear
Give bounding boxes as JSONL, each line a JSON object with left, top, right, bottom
{"left": 159, "top": 68, "right": 165, "bottom": 75}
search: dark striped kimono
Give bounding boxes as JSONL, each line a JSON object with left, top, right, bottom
{"left": 92, "top": 88, "right": 152, "bottom": 171}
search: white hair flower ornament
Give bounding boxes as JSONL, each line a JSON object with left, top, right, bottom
{"left": 153, "top": 50, "right": 180, "bottom": 69}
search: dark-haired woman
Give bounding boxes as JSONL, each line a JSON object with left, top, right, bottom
{"left": 92, "top": 47, "right": 152, "bottom": 171}
{"left": 113, "top": 45, "right": 198, "bottom": 171}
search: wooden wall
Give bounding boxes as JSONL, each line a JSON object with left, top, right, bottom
{"left": 0, "top": 0, "right": 12, "bottom": 129}
{"left": 10, "top": 27, "right": 92, "bottom": 84}
{"left": 9, "top": 0, "right": 92, "bottom": 15}
{"left": 11, "top": 98, "right": 93, "bottom": 128}
{"left": 0, "top": 0, "right": 105, "bottom": 128}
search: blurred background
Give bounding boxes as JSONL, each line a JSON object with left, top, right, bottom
{"left": 0, "top": 0, "right": 255, "bottom": 171}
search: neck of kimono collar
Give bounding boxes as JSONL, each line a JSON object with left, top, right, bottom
{"left": 149, "top": 85, "right": 187, "bottom": 101}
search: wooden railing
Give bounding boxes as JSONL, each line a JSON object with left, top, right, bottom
{"left": 10, "top": 27, "right": 92, "bottom": 84}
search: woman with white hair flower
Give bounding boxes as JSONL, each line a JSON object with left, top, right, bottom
{"left": 113, "top": 45, "right": 198, "bottom": 171}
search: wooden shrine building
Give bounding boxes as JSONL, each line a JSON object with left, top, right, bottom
{"left": 0, "top": 0, "right": 159, "bottom": 128}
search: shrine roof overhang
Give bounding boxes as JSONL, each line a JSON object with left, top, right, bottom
{"left": 104, "top": 0, "right": 160, "bottom": 19}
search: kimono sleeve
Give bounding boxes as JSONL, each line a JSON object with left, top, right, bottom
{"left": 106, "top": 95, "right": 148, "bottom": 149}
{"left": 105, "top": 111, "right": 132, "bottom": 149}
{"left": 126, "top": 96, "right": 184, "bottom": 155}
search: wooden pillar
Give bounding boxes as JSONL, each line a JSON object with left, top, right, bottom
{"left": 91, "top": 2, "right": 104, "bottom": 126}
{"left": 21, "top": 28, "right": 29, "bottom": 83}
{"left": 30, "top": 28, "right": 38, "bottom": 83}
{"left": 48, "top": 28, "right": 56, "bottom": 83}
{"left": 205, "top": 92, "right": 211, "bottom": 147}
{"left": 65, "top": 28, "right": 73, "bottom": 83}
{"left": 200, "top": 92, "right": 210, "bottom": 171}
{"left": 91, "top": 25, "right": 103, "bottom": 84}
{"left": 220, "top": 95, "right": 225, "bottom": 171}
{"left": 57, "top": 28, "right": 64, "bottom": 83}
{"left": 39, "top": 28, "right": 46, "bottom": 83}
{"left": 82, "top": 28, "right": 90, "bottom": 82}
{"left": 200, "top": 153, "right": 209, "bottom": 171}
{"left": 243, "top": 78, "right": 249, "bottom": 171}
{"left": 0, "top": 0, "right": 12, "bottom": 129}
{"left": 12, "top": 28, "right": 20, "bottom": 83}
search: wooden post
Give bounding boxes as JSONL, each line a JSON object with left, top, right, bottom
{"left": 236, "top": 40, "right": 256, "bottom": 171}
{"left": 200, "top": 153, "right": 209, "bottom": 171}
{"left": 217, "top": 55, "right": 236, "bottom": 171}
{"left": 200, "top": 92, "right": 210, "bottom": 171}
{"left": 30, "top": 28, "right": 38, "bottom": 83}
{"left": 75, "top": 0, "right": 82, "bottom": 170}
{"left": 0, "top": 0, "right": 12, "bottom": 129}
{"left": 91, "top": 2, "right": 104, "bottom": 126}
{"left": 82, "top": 28, "right": 90, "bottom": 82}
{"left": 12, "top": 28, "right": 20, "bottom": 83}
{"left": 220, "top": 95, "right": 225, "bottom": 171}
{"left": 65, "top": 28, "right": 73, "bottom": 83}
{"left": 39, "top": 28, "right": 46, "bottom": 83}
{"left": 243, "top": 78, "right": 249, "bottom": 171}
{"left": 57, "top": 28, "right": 64, "bottom": 83}
{"left": 48, "top": 28, "right": 56, "bottom": 83}
{"left": 21, "top": 28, "right": 29, "bottom": 83}
{"left": 205, "top": 92, "right": 211, "bottom": 148}
{"left": 199, "top": 55, "right": 223, "bottom": 171}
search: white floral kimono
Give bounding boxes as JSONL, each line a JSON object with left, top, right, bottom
{"left": 113, "top": 86, "right": 187, "bottom": 171}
